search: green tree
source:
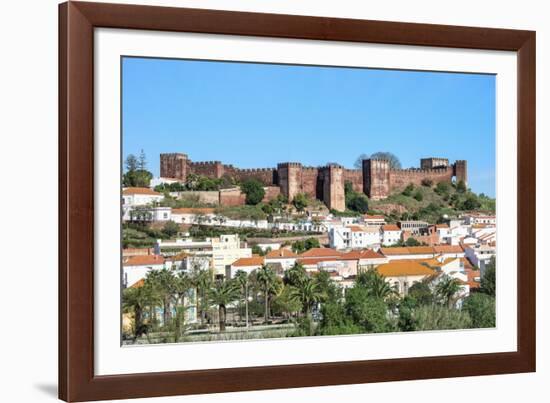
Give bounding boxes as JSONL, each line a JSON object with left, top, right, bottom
{"left": 122, "top": 285, "right": 150, "bottom": 339}
{"left": 292, "top": 193, "right": 309, "bottom": 211}
{"left": 356, "top": 268, "right": 396, "bottom": 300}
{"left": 408, "top": 281, "right": 434, "bottom": 306}
{"left": 125, "top": 154, "right": 138, "bottom": 172}
{"left": 461, "top": 194, "right": 481, "bottom": 210}
{"left": 456, "top": 180, "right": 467, "bottom": 193}
{"left": 481, "top": 257, "right": 496, "bottom": 297}
{"left": 353, "top": 153, "right": 370, "bottom": 169}
{"left": 256, "top": 265, "right": 278, "bottom": 323}
{"left": 345, "top": 287, "right": 389, "bottom": 333}
{"left": 146, "top": 268, "right": 176, "bottom": 327}
{"left": 405, "top": 237, "right": 421, "bottom": 247}
{"left": 241, "top": 179, "right": 265, "bottom": 205}
{"left": 435, "top": 274, "right": 462, "bottom": 308}
{"left": 283, "top": 263, "right": 308, "bottom": 287}
{"left": 234, "top": 270, "right": 250, "bottom": 327}
{"left": 319, "top": 301, "right": 362, "bottom": 335}
{"left": 138, "top": 149, "right": 147, "bottom": 170}
{"left": 402, "top": 183, "right": 415, "bottom": 196}
{"left": 463, "top": 292, "right": 496, "bottom": 328}
{"left": 347, "top": 193, "right": 369, "bottom": 213}
{"left": 172, "top": 271, "right": 193, "bottom": 341}
{"left": 289, "top": 276, "right": 325, "bottom": 317}
{"left": 413, "top": 305, "right": 472, "bottom": 330}
{"left": 209, "top": 279, "right": 239, "bottom": 332}
{"left": 191, "top": 266, "right": 214, "bottom": 326}
{"left": 421, "top": 178, "right": 434, "bottom": 187}
{"left": 162, "top": 220, "right": 180, "bottom": 238}
{"left": 370, "top": 151, "right": 402, "bottom": 169}
{"left": 435, "top": 181, "right": 451, "bottom": 195}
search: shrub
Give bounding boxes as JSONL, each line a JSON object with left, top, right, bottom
{"left": 414, "top": 190, "right": 424, "bottom": 201}
{"left": 241, "top": 179, "right": 265, "bottom": 205}
{"left": 292, "top": 193, "right": 309, "bottom": 211}
{"left": 402, "top": 183, "right": 415, "bottom": 196}
{"left": 421, "top": 178, "right": 434, "bottom": 187}
{"left": 463, "top": 293, "right": 496, "bottom": 328}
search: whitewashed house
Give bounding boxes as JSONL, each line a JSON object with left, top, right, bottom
{"left": 381, "top": 224, "right": 402, "bottom": 246}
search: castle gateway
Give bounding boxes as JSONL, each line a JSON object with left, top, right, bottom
{"left": 160, "top": 153, "right": 467, "bottom": 211}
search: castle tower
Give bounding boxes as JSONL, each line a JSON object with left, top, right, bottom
{"left": 363, "top": 159, "right": 390, "bottom": 200}
{"left": 322, "top": 164, "right": 345, "bottom": 212}
{"left": 420, "top": 157, "right": 449, "bottom": 169}
{"left": 160, "top": 153, "right": 188, "bottom": 181}
{"left": 277, "top": 162, "right": 302, "bottom": 202}
{"left": 454, "top": 160, "right": 468, "bottom": 185}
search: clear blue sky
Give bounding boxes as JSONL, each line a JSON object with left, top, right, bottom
{"left": 122, "top": 57, "right": 496, "bottom": 196}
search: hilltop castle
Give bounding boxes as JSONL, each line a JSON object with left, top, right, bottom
{"left": 160, "top": 153, "right": 467, "bottom": 211}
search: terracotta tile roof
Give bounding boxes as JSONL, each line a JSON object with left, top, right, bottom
{"left": 364, "top": 214, "right": 385, "bottom": 220}
{"left": 380, "top": 246, "right": 436, "bottom": 256}
{"left": 340, "top": 249, "right": 386, "bottom": 260}
{"left": 377, "top": 260, "right": 436, "bottom": 277}
{"left": 172, "top": 208, "right": 216, "bottom": 215}
{"left": 129, "top": 279, "right": 145, "bottom": 288}
{"left": 170, "top": 251, "right": 190, "bottom": 261}
{"left": 382, "top": 224, "right": 401, "bottom": 231}
{"left": 299, "top": 248, "right": 342, "bottom": 259}
{"left": 433, "top": 245, "right": 464, "bottom": 254}
{"left": 436, "top": 223, "right": 450, "bottom": 229}
{"left": 122, "top": 187, "right": 162, "bottom": 196}
{"left": 231, "top": 256, "right": 264, "bottom": 267}
{"left": 380, "top": 247, "right": 410, "bottom": 255}
{"left": 408, "top": 246, "right": 436, "bottom": 254}
{"left": 123, "top": 255, "right": 165, "bottom": 267}
{"left": 348, "top": 225, "right": 366, "bottom": 233}
{"left": 265, "top": 248, "right": 298, "bottom": 259}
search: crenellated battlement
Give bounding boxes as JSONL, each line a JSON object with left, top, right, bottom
{"left": 390, "top": 166, "right": 452, "bottom": 175}
{"left": 189, "top": 161, "right": 222, "bottom": 166}
{"left": 277, "top": 162, "right": 302, "bottom": 168}
{"left": 161, "top": 152, "right": 466, "bottom": 206}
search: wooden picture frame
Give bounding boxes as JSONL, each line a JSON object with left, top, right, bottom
{"left": 59, "top": 1, "right": 536, "bottom": 401}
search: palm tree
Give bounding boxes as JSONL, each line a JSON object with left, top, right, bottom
{"left": 256, "top": 265, "right": 277, "bottom": 324}
{"left": 172, "top": 271, "right": 193, "bottom": 341}
{"left": 191, "top": 266, "right": 213, "bottom": 326}
{"left": 234, "top": 270, "right": 250, "bottom": 328}
{"left": 289, "top": 276, "right": 325, "bottom": 317}
{"left": 283, "top": 262, "right": 307, "bottom": 287}
{"left": 146, "top": 268, "right": 177, "bottom": 327}
{"left": 435, "top": 274, "right": 462, "bottom": 308}
{"left": 209, "top": 280, "right": 240, "bottom": 332}
{"left": 356, "top": 268, "right": 396, "bottom": 300}
{"left": 122, "top": 285, "right": 149, "bottom": 340}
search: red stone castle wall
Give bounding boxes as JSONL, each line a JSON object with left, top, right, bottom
{"left": 343, "top": 169, "right": 364, "bottom": 193}
{"left": 389, "top": 167, "right": 454, "bottom": 192}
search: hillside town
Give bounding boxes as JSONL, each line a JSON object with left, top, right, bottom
{"left": 121, "top": 152, "right": 496, "bottom": 344}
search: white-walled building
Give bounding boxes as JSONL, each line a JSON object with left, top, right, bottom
{"left": 122, "top": 187, "right": 164, "bottom": 206}
{"left": 329, "top": 225, "right": 381, "bottom": 250}
{"left": 227, "top": 256, "right": 265, "bottom": 278}
{"left": 362, "top": 214, "right": 386, "bottom": 227}
{"left": 464, "top": 244, "right": 496, "bottom": 273}
{"left": 155, "top": 234, "right": 252, "bottom": 276}
{"left": 463, "top": 214, "right": 496, "bottom": 226}
{"left": 264, "top": 248, "right": 298, "bottom": 271}
{"left": 381, "top": 224, "right": 402, "bottom": 246}
{"left": 122, "top": 254, "right": 166, "bottom": 288}
{"left": 211, "top": 234, "right": 252, "bottom": 274}
{"left": 149, "top": 177, "right": 182, "bottom": 189}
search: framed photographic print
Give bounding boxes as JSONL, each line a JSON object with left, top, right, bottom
{"left": 59, "top": 1, "right": 536, "bottom": 401}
